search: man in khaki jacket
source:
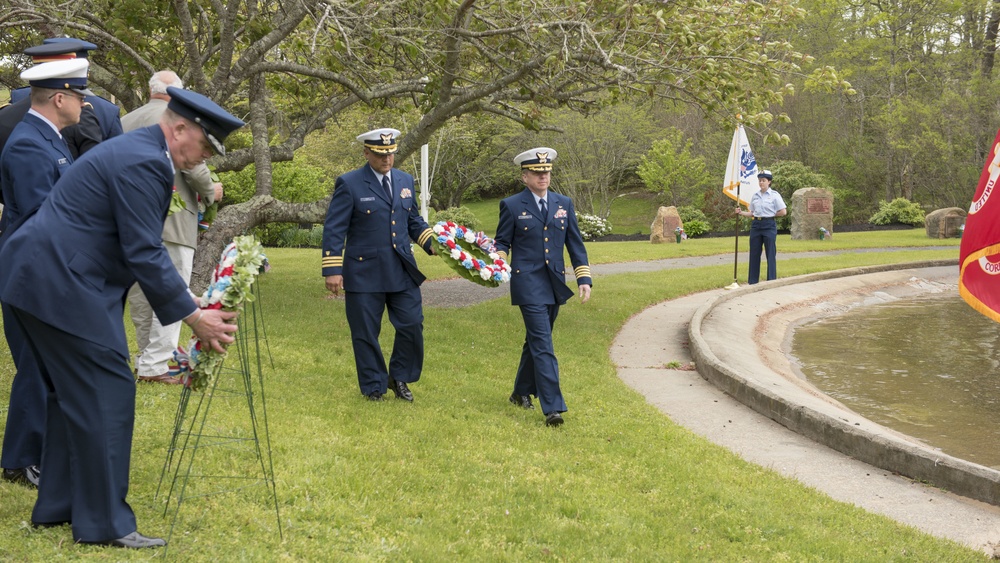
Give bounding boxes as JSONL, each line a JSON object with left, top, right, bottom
{"left": 123, "top": 70, "right": 223, "bottom": 383}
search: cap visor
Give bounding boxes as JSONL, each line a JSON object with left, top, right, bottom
{"left": 72, "top": 87, "right": 95, "bottom": 97}
{"left": 202, "top": 127, "right": 226, "bottom": 155}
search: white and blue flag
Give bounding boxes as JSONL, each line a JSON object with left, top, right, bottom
{"left": 723, "top": 124, "right": 759, "bottom": 207}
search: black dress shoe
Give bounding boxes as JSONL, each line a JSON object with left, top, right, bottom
{"left": 545, "top": 412, "right": 564, "bottom": 427}
{"left": 365, "top": 391, "right": 383, "bottom": 401}
{"left": 84, "top": 531, "right": 166, "bottom": 548}
{"left": 2, "top": 465, "right": 40, "bottom": 487}
{"left": 509, "top": 393, "right": 534, "bottom": 409}
{"left": 388, "top": 378, "right": 413, "bottom": 402}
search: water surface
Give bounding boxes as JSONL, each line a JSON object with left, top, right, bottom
{"left": 792, "top": 293, "right": 1000, "bottom": 468}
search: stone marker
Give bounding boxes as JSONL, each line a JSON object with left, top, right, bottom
{"left": 790, "top": 187, "right": 833, "bottom": 240}
{"left": 925, "top": 207, "right": 965, "bottom": 239}
{"left": 650, "top": 206, "right": 683, "bottom": 244}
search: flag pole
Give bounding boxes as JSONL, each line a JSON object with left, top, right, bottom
{"left": 724, "top": 118, "right": 743, "bottom": 290}
{"left": 729, "top": 181, "right": 741, "bottom": 288}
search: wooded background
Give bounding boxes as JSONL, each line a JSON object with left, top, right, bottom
{"left": 1, "top": 0, "right": 986, "bottom": 284}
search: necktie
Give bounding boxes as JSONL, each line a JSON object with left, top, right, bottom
{"left": 382, "top": 176, "right": 392, "bottom": 201}
{"left": 539, "top": 198, "right": 547, "bottom": 221}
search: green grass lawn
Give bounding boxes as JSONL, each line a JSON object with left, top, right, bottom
{"left": 0, "top": 235, "right": 979, "bottom": 561}
{"left": 605, "top": 192, "right": 662, "bottom": 235}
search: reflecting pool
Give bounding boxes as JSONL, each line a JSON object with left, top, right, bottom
{"left": 791, "top": 293, "right": 1000, "bottom": 468}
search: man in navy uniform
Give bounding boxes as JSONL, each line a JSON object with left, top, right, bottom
{"left": 7, "top": 38, "right": 123, "bottom": 158}
{"left": 735, "top": 169, "right": 787, "bottom": 284}
{"left": 41, "top": 37, "right": 124, "bottom": 150}
{"left": 0, "top": 58, "right": 92, "bottom": 487}
{"left": 322, "top": 128, "right": 436, "bottom": 402}
{"left": 0, "top": 41, "right": 91, "bottom": 155}
{"left": 495, "top": 147, "right": 592, "bottom": 427}
{"left": 0, "top": 87, "right": 243, "bottom": 548}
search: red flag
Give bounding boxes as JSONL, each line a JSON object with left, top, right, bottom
{"left": 959, "top": 128, "right": 1000, "bottom": 322}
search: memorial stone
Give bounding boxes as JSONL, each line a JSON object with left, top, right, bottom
{"left": 790, "top": 187, "right": 834, "bottom": 240}
{"left": 650, "top": 206, "right": 683, "bottom": 244}
{"left": 925, "top": 207, "right": 965, "bottom": 239}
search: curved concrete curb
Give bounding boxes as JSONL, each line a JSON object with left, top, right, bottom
{"left": 688, "top": 259, "right": 1000, "bottom": 507}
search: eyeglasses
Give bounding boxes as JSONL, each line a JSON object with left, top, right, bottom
{"left": 48, "top": 90, "right": 86, "bottom": 103}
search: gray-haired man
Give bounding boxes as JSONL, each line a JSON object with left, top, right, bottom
{"left": 123, "top": 70, "right": 224, "bottom": 383}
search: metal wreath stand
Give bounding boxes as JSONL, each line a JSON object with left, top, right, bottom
{"left": 155, "top": 280, "right": 281, "bottom": 552}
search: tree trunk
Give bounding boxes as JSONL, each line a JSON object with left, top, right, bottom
{"left": 191, "top": 196, "right": 330, "bottom": 292}
{"left": 901, "top": 159, "right": 913, "bottom": 201}
{"left": 983, "top": 1, "right": 1000, "bottom": 77}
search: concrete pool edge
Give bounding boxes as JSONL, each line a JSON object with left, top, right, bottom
{"left": 687, "top": 260, "right": 1000, "bottom": 507}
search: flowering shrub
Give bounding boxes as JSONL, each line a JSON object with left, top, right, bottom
{"left": 869, "top": 198, "right": 925, "bottom": 226}
{"left": 576, "top": 213, "right": 612, "bottom": 240}
{"left": 682, "top": 220, "right": 710, "bottom": 237}
{"left": 677, "top": 206, "right": 711, "bottom": 237}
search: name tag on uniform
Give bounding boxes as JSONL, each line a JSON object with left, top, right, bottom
{"left": 57, "top": 158, "right": 69, "bottom": 165}
{"left": 360, "top": 197, "right": 376, "bottom": 202}
{"left": 517, "top": 215, "right": 533, "bottom": 220}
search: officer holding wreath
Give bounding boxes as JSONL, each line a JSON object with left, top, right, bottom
{"left": 322, "top": 128, "right": 436, "bottom": 402}
{"left": 494, "top": 147, "right": 592, "bottom": 427}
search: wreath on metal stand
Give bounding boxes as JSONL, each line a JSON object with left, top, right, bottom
{"left": 154, "top": 236, "right": 281, "bottom": 553}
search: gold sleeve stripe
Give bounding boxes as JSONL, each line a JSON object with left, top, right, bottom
{"left": 323, "top": 257, "right": 343, "bottom": 266}
{"left": 497, "top": 250, "right": 508, "bottom": 261}
{"left": 575, "top": 266, "right": 592, "bottom": 278}
{"left": 418, "top": 228, "right": 434, "bottom": 246}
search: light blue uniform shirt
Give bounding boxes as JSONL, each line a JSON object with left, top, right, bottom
{"left": 749, "top": 188, "right": 786, "bottom": 218}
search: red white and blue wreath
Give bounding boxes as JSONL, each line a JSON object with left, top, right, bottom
{"left": 431, "top": 221, "right": 511, "bottom": 287}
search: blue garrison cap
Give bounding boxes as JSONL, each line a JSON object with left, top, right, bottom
{"left": 23, "top": 40, "right": 89, "bottom": 62}
{"left": 42, "top": 37, "right": 98, "bottom": 59}
{"left": 165, "top": 87, "right": 245, "bottom": 155}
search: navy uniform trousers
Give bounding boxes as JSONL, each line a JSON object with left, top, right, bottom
{"left": 12, "top": 308, "right": 138, "bottom": 537}
{"left": 345, "top": 280, "right": 423, "bottom": 396}
{"left": 514, "top": 303, "right": 566, "bottom": 415}
{"left": 748, "top": 217, "right": 778, "bottom": 284}
{"left": 0, "top": 112, "right": 75, "bottom": 471}
{"left": 0, "top": 305, "right": 45, "bottom": 469}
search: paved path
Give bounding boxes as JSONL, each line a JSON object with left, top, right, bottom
{"left": 613, "top": 284, "right": 1000, "bottom": 555}
{"left": 421, "top": 247, "right": 957, "bottom": 307}
{"left": 424, "top": 245, "right": 1000, "bottom": 555}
